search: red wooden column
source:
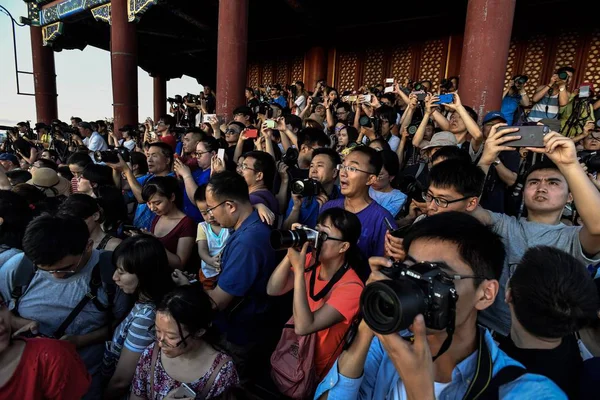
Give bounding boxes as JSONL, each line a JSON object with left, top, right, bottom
{"left": 111, "top": 0, "right": 138, "bottom": 131}
{"left": 153, "top": 75, "right": 166, "bottom": 121}
{"left": 30, "top": 26, "right": 58, "bottom": 124}
{"left": 305, "top": 47, "right": 327, "bottom": 90}
{"left": 216, "top": 0, "right": 249, "bottom": 119}
{"left": 458, "top": 0, "right": 516, "bottom": 119}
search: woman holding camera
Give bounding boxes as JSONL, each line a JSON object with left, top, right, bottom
{"left": 267, "top": 208, "right": 364, "bottom": 379}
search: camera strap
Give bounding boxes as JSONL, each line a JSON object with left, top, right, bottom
{"left": 432, "top": 286, "right": 457, "bottom": 362}
{"left": 308, "top": 262, "right": 350, "bottom": 301}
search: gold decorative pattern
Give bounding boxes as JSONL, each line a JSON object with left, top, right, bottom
{"left": 42, "top": 22, "right": 63, "bottom": 46}
{"left": 338, "top": 51, "right": 359, "bottom": 92}
{"left": 390, "top": 45, "right": 413, "bottom": 83}
{"left": 248, "top": 63, "right": 260, "bottom": 89}
{"left": 291, "top": 56, "right": 304, "bottom": 84}
{"left": 581, "top": 31, "right": 600, "bottom": 94}
{"left": 520, "top": 34, "right": 549, "bottom": 97}
{"left": 552, "top": 32, "right": 581, "bottom": 72}
{"left": 503, "top": 40, "right": 518, "bottom": 89}
{"left": 418, "top": 40, "right": 445, "bottom": 92}
{"left": 362, "top": 48, "right": 385, "bottom": 88}
{"left": 276, "top": 61, "right": 288, "bottom": 85}
{"left": 262, "top": 61, "right": 274, "bottom": 86}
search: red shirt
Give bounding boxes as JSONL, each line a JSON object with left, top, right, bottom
{"left": 0, "top": 338, "right": 91, "bottom": 400}
{"left": 151, "top": 215, "right": 196, "bottom": 256}
{"left": 160, "top": 134, "right": 177, "bottom": 151}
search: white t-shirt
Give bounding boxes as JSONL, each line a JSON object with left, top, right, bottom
{"left": 294, "top": 95, "right": 307, "bottom": 115}
{"left": 196, "top": 222, "right": 230, "bottom": 278}
{"left": 85, "top": 131, "right": 108, "bottom": 152}
{"left": 392, "top": 380, "right": 451, "bottom": 400}
{"left": 123, "top": 139, "right": 136, "bottom": 151}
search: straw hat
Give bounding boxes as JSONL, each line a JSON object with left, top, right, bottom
{"left": 27, "top": 167, "right": 71, "bottom": 197}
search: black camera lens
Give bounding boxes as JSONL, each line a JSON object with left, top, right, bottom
{"left": 360, "top": 279, "right": 427, "bottom": 334}
{"left": 291, "top": 180, "right": 305, "bottom": 195}
{"left": 270, "top": 229, "right": 309, "bottom": 250}
{"left": 359, "top": 116, "right": 372, "bottom": 128}
{"left": 558, "top": 71, "right": 568, "bottom": 80}
{"left": 291, "top": 178, "right": 320, "bottom": 197}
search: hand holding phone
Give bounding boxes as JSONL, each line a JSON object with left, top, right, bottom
{"left": 244, "top": 129, "right": 259, "bottom": 139}
{"left": 217, "top": 148, "right": 225, "bottom": 164}
{"left": 498, "top": 125, "right": 549, "bottom": 147}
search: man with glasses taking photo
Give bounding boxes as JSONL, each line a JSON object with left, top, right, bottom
{"left": 0, "top": 215, "right": 130, "bottom": 400}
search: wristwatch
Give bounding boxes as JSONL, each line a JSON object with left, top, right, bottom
{"left": 559, "top": 86, "right": 566, "bottom": 92}
{"left": 493, "top": 159, "right": 501, "bottom": 166}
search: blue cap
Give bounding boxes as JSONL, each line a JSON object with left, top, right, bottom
{"left": 482, "top": 111, "right": 507, "bottom": 125}
{"left": 0, "top": 153, "right": 19, "bottom": 165}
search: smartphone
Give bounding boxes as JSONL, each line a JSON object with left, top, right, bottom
{"left": 384, "top": 86, "right": 394, "bottom": 93}
{"left": 497, "top": 125, "right": 550, "bottom": 147}
{"left": 435, "top": 93, "right": 454, "bottom": 104}
{"left": 343, "top": 95, "right": 358, "bottom": 102}
{"left": 361, "top": 94, "right": 372, "bottom": 103}
{"left": 579, "top": 86, "right": 590, "bottom": 98}
{"left": 170, "top": 383, "right": 196, "bottom": 399}
{"left": 217, "top": 148, "right": 225, "bottom": 164}
{"left": 312, "top": 96, "right": 323, "bottom": 104}
{"left": 385, "top": 217, "right": 411, "bottom": 239}
{"left": 245, "top": 129, "right": 258, "bottom": 139}
{"left": 416, "top": 93, "right": 427, "bottom": 101}
{"left": 203, "top": 114, "right": 216, "bottom": 123}
{"left": 385, "top": 78, "right": 395, "bottom": 84}
{"left": 265, "top": 120, "right": 276, "bottom": 129}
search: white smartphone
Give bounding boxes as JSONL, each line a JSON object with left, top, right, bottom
{"left": 203, "top": 114, "right": 216, "bottom": 123}
{"left": 385, "top": 78, "right": 394, "bottom": 84}
{"left": 217, "top": 148, "right": 225, "bottom": 164}
{"left": 170, "top": 383, "right": 196, "bottom": 398}
{"left": 384, "top": 86, "right": 394, "bottom": 93}
{"left": 362, "top": 94, "right": 372, "bottom": 103}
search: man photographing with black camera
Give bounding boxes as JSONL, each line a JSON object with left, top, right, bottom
{"left": 528, "top": 66, "right": 574, "bottom": 122}
{"left": 282, "top": 148, "right": 341, "bottom": 230}
{"left": 501, "top": 75, "right": 531, "bottom": 124}
{"left": 315, "top": 212, "right": 566, "bottom": 399}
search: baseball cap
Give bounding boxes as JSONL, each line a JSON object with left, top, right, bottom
{"left": 421, "top": 131, "right": 458, "bottom": 150}
{"left": 482, "top": 111, "right": 507, "bottom": 125}
{"left": 0, "top": 153, "right": 19, "bottom": 166}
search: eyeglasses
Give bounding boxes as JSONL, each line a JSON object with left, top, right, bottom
{"left": 225, "top": 130, "right": 239, "bottom": 135}
{"left": 35, "top": 251, "right": 85, "bottom": 276}
{"left": 335, "top": 111, "right": 348, "bottom": 116}
{"left": 195, "top": 150, "right": 211, "bottom": 157}
{"left": 423, "top": 192, "right": 472, "bottom": 208}
{"left": 336, "top": 164, "right": 375, "bottom": 175}
{"left": 237, "top": 164, "right": 256, "bottom": 172}
{"left": 205, "top": 199, "right": 232, "bottom": 217}
{"left": 147, "top": 326, "right": 191, "bottom": 348}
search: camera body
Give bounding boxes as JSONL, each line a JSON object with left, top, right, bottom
{"left": 93, "top": 147, "right": 130, "bottom": 164}
{"left": 282, "top": 147, "right": 299, "bottom": 168}
{"left": 579, "top": 150, "right": 600, "bottom": 174}
{"left": 291, "top": 178, "right": 321, "bottom": 197}
{"left": 360, "top": 262, "right": 458, "bottom": 334}
{"left": 270, "top": 226, "right": 325, "bottom": 251}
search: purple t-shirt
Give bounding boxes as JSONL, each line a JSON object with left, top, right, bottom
{"left": 250, "top": 189, "right": 280, "bottom": 215}
{"left": 320, "top": 198, "right": 396, "bottom": 277}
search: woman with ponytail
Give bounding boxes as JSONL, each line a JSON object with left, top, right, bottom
{"left": 267, "top": 207, "right": 364, "bottom": 380}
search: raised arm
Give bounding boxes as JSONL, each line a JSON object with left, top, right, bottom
{"left": 412, "top": 94, "right": 437, "bottom": 148}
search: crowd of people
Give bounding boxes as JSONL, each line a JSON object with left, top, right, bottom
{"left": 1, "top": 66, "right": 600, "bottom": 400}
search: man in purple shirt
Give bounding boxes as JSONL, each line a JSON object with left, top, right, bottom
{"left": 320, "top": 146, "right": 396, "bottom": 280}
{"left": 238, "top": 151, "right": 279, "bottom": 225}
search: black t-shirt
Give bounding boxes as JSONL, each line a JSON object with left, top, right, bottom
{"left": 13, "top": 138, "right": 34, "bottom": 157}
{"left": 248, "top": 98, "right": 260, "bottom": 114}
{"left": 496, "top": 333, "right": 582, "bottom": 399}
{"left": 402, "top": 162, "right": 429, "bottom": 189}
{"left": 205, "top": 94, "right": 216, "bottom": 114}
{"left": 479, "top": 151, "right": 520, "bottom": 214}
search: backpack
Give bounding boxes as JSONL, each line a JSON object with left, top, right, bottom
{"left": 270, "top": 263, "right": 352, "bottom": 399}
{"left": 10, "top": 250, "right": 117, "bottom": 338}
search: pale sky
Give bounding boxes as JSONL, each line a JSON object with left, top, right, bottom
{"left": 0, "top": 0, "right": 203, "bottom": 127}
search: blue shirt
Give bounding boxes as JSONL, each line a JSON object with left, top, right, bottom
{"left": 315, "top": 329, "right": 566, "bottom": 400}
{"left": 501, "top": 93, "right": 522, "bottom": 124}
{"left": 133, "top": 172, "right": 176, "bottom": 230}
{"left": 285, "top": 185, "right": 341, "bottom": 228}
{"left": 214, "top": 210, "right": 278, "bottom": 345}
{"left": 272, "top": 96, "right": 287, "bottom": 109}
{"left": 368, "top": 188, "right": 407, "bottom": 218}
{"left": 183, "top": 168, "right": 211, "bottom": 223}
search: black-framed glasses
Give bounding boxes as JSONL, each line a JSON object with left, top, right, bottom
{"left": 336, "top": 164, "right": 375, "bottom": 175}
{"left": 195, "top": 150, "right": 210, "bottom": 157}
{"left": 237, "top": 164, "right": 256, "bottom": 172}
{"left": 322, "top": 233, "right": 344, "bottom": 242}
{"left": 423, "top": 192, "right": 472, "bottom": 208}
{"left": 206, "top": 199, "right": 232, "bottom": 217}
{"left": 225, "top": 129, "right": 239, "bottom": 135}
{"left": 147, "top": 325, "right": 192, "bottom": 348}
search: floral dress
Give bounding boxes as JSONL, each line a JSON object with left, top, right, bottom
{"left": 131, "top": 343, "right": 239, "bottom": 399}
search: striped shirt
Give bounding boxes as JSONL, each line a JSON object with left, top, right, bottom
{"left": 102, "top": 302, "right": 155, "bottom": 378}
{"left": 528, "top": 93, "right": 559, "bottom": 122}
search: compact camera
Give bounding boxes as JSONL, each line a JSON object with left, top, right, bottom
{"left": 291, "top": 178, "right": 321, "bottom": 197}
{"left": 93, "top": 147, "right": 130, "bottom": 164}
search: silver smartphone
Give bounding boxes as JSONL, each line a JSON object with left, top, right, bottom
{"left": 170, "top": 383, "right": 196, "bottom": 398}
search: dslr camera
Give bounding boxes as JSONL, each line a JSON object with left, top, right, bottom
{"left": 291, "top": 178, "right": 321, "bottom": 197}
{"left": 360, "top": 261, "right": 458, "bottom": 334}
{"left": 93, "top": 147, "right": 130, "bottom": 164}
{"left": 282, "top": 147, "right": 299, "bottom": 168}
{"left": 270, "top": 226, "right": 326, "bottom": 251}
{"left": 579, "top": 150, "right": 600, "bottom": 174}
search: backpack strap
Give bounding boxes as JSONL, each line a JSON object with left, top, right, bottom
{"left": 10, "top": 254, "right": 36, "bottom": 317}
{"left": 199, "top": 355, "right": 231, "bottom": 399}
{"left": 415, "top": 162, "right": 426, "bottom": 179}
